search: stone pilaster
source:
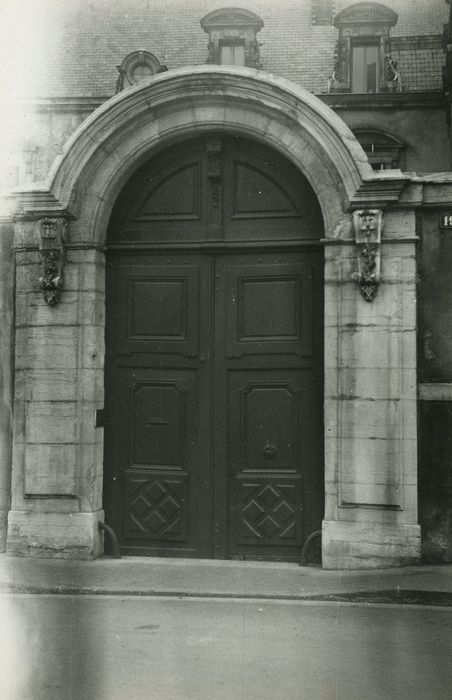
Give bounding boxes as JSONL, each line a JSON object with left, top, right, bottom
{"left": 6, "top": 217, "right": 104, "bottom": 558}
{"left": 322, "top": 210, "right": 421, "bottom": 568}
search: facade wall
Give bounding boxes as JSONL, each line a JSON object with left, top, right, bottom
{"left": 2, "top": 0, "right": 452, "bottom": 566}
{"left": 3, "top": 67, "right": 422, "bottom": 567}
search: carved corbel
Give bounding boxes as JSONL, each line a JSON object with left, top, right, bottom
{"left": 352, "top": 209, "right": 383, "bottom": 302}
{"left": 206, "top": 139, "right": 222, "bottom": 217}
{"left": 37, "top": 218, "right": 67, "bottom": 306}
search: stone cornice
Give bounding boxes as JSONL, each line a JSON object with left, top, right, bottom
{"left": 10, "top": 189, "right": 71, "bottom": 220}
{"left": 320, "top": 91, "right": 446, "bottom": 110}
{"left": 9, "top": 89, "right": 446, "bottom": 116}
{"left": 351, "top": 173, "right": 409, "bottom": 208}
{"left": 8, "top": 96, "right": 110, "bottom": 113}
{"left": 399, "top": 174, "right": 452, "bottom": 208}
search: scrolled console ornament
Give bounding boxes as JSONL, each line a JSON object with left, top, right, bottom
{"left": 351, "top": 209, "right": 383, "bottom": 302}
{"left": 37, "top": 218, "right": 67, "bottom": 306}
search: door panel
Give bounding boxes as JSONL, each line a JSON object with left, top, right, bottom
{"left": 214, "top": 252, "right": 323, "bottom": 560}
{"left": 116, "top": 262, "right": 201, "bottom": 357}
{"left": 108, "top": 136, "right": 323, "bottom": 244}
{"left": 225, "top": 261, "right": 314, "bottom": 358}
{"left": 134, "top": 163, "right": 201, "bottom": 221}
{"left": 121, "top": 368, "right": 197, "bottom": 545}
{"left": 104, "top": 255, "right": 212, "bottom": 557}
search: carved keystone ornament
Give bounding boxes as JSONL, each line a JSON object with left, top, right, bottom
{"left": 37, "top": 218, "right": 67, "bottom": 306}
{"left": 352, "top": 209, "right": 383, "bottom": 302}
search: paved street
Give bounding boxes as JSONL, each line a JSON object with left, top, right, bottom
{"left": 1, "top": 594, "right": 451, "bottom": 700}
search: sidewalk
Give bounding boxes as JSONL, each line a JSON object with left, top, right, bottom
{"left": 2, "top": 554, "right": 452, "bottom": 604}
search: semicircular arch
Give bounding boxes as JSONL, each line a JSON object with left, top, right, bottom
{"left": 19, "top": 66, "right": 406, "bottom": 242}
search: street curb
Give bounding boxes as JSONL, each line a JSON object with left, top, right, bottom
{"left": 3, "top": 585, "right": 452, "bottom": 606}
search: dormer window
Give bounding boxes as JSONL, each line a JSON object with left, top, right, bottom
{"left": 200, "top": 8, "right": 263, "bottom": 69}
{"left": 331, "top": 2, "right": 398, "bottom": 94}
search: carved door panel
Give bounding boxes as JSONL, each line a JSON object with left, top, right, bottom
{"left": 104, "top": 254, "right": 213, "bottom": 557}
{"left": 213, "top": 252, "right": 324, "bottom": 560}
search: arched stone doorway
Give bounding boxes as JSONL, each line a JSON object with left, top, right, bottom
{"left": 6, "top": 67, "right": 420, "bottom": 568}
{"left": 104, "top": 134, "right": 324, "bottom": 560}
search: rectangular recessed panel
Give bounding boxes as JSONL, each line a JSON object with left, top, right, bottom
{"left": 130, "top": 380, "right": 186, "bottom": 468}
{"left": 124, "top": 472, "right": 188, "bottom": 541}
{"left": 226, "top": 261, "right": 315, "bottom": 358}
{"left": 238, "top": 276, "right": 301, "bottom": 340}
{"left": 129, "top": 278, "right": 187, "bottom": 339}
{"left": 232, "top": 161, "right": 297, "bottom": 217}
{"left": 113, "top": 262, "right": 201, "bottom": 358}
{"left": 239, "top": 382, "right": 300, "bottom": 472}
{"left": 226, "top": 366, "right": 322, "bottom": 555}
{"left": 136, "top": 163, "right": 200, "bottom": 220}
{"left": 235, "top": 478, "right": 302, "bottom": 546}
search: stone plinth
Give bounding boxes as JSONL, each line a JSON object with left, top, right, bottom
{"left": 322, "top": 520, "right": 421, "bottom": 569}
{"left": 7, "top": 510, "right": 103, "bottom": 559}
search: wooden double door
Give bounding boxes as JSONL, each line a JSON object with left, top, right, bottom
{"left": 104, "top": 136, "right": 324, "bottom": 560}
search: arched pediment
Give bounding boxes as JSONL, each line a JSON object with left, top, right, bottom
{"left": 334, "top": 2, "right": 398, "bottom": 28}
{"left": 353, "top": 129, "right": 404, "bottom": 148}
{"left": 200, "top": 7, "right": 264, "bottom": 30}
{"left": 13, "top": 66, "right": 407, "bottom": 240}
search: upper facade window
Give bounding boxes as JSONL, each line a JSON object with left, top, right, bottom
{"left": 354, "top": 129, "right": 404, "bottom": 170}
{"left": 116, "top": 51, "right": 167, "bottom": 93}
{"left": 200, "top": 8, "right": 264, "bottom": 69}
{"left": 331, "top": 2, "right": 399, "bottom": 94}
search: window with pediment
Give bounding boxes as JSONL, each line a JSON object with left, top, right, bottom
{"left": 200, "top": 8, "right": 263, "bottom": 68}
{"left": 331, "top": 2, "right": 399, "bottom": 94}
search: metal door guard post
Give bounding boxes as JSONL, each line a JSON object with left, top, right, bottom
{"left": 299, "top": 529, "right": 321, "bottom": 566}
{"left": 99, "top": 521, "right": 121, "bottom": 559}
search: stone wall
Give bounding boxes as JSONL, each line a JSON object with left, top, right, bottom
{"left": 0, "top": 223, "right": 14, "bottom": 550}
{"left": 418, "top": 209, "right": 452, "bottom": 562}
{"left": 337, "top": 107, "right": 450, "bottom": 174}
